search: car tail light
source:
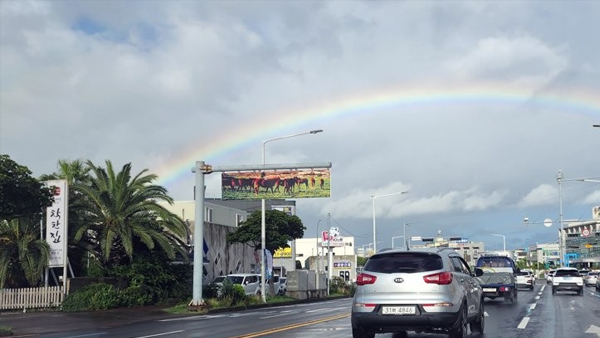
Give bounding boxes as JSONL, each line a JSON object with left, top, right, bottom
{"left": 423, "top": 272, "right": 453, "bottom": 285}
{"left": 356, "top": 273, "right": 377, "bottom": 285}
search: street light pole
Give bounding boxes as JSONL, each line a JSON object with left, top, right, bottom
{"left": 557, "top": 170, "right": 564, "bottom": 267}
{"left": 490, "top": 233, "right": 506, "bottom": 252}
{"left": 392, "top": 236, "right": 404, "bottom": 249}
{"left": 260, "top": 129, "right": 323, "bottom": 302}
{"left": 371, "top": 191, "right": 409, "bottom": 253}
{"left": 555, "top": 170, "right": 599, "bottom": 268}
{"left": 315, "top": 219, "right": 322, "bottom": 272}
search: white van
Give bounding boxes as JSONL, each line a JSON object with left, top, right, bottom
{"left": 226, "top": 274, "right": 261, "bottom": 296}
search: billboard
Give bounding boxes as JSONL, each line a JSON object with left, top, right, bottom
{"left": 45, "top": 180, "right": 68, "bottom": 268}
{"left": 221, "top": 168, "right": 331, "bottom": 200}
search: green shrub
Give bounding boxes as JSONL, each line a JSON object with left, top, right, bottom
{"left": 62, "top": 282, "right": 153, "bottom": 312}
{"left": 329, "top": 276, "right": 354, "bottom": 296}
{"left": 219, "top": 280, "right": 246, "bottom": 306}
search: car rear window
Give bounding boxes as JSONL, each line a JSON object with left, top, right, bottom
{"left": 555, "top": 270, "right": 580, "bottom": 277}
{"left": 476, "top": 256, "right": 515, "bottom": 268}
{"left": 363, "top": 252, "right": 443, "bottom": 274}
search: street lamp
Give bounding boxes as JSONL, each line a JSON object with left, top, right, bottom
{"left": 315, "top": 219, "right": 322, "bottom": 272}
{"left": 260, "top": 129, "right": 323, "bottom": 302}
{"left": 490, "top": 233, "right": 506, "bottom": 252}
{"left": 371, "top": 191, "right": 409, "bottom": 253}
{"left": 392, "top": 236, "right": 404, "bottom": 249}
{"left": 556, "top": 170, "right": 600, "bottom": 267}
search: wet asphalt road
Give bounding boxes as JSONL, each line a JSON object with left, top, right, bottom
{"left": 11, "top": 282, "right": 600, "bottom": 338}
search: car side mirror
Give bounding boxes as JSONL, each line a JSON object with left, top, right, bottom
{"left": 474, "top": 268, "right": 484, "bottom": 277}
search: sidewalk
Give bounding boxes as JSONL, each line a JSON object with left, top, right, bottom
{"left": 0, "top": 305, "right": 179, "bottom": 337}
{"left": 0, "top": 296, "right": 347, "bottom": 336}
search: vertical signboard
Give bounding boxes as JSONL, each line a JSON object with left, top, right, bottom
{"left": 45, "top": 180, "right": 68, "bottom": 268}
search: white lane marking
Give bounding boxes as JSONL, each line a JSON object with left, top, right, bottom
{"left": 484, "top": 311, "right": 489, "bottom": 317}
{"left": 530, "top": 303, "right": 537, "bottom": 310}
{"left": 535, "top": 296, "right": 540, "bottom": 300}
{"left": 305, "top": 308, "right": 331, "bottom": 313}
{"left": 517, "top": 317, "right": 530, "bottom": 329}
{"left": 135, "top": 331, "right": 184, "bottom": 338}
{"left": 260, "top": 310, "right": 299, "bottom": 319}
{"left": 541, "top": 285, "right": 546, "bottom": 292}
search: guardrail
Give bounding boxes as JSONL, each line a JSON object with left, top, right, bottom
{"left": 0, "top": 286, "right": 66, "bottom": 310}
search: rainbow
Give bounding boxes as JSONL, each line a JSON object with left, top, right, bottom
{"left": 155, "top": 83, "right": 600, "bottom": 187}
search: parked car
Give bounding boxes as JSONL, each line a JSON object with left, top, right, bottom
{"left": 351, "top": 248, "right": 485, "bottom": 338}
{"left": 583, "top": 271, "right": 598, "bottom": 286}
{"left": 596, "top": 275, "right": 600, "bottom": 292}
{"left": 278, "top": 277, "right": 287, "bottom": 295}
{"left": 516, "top": 271, "right": 535, "bottom": 290}
{"left": 226, "top": 273, "right": 262, "bottom": 296}
{"left": 552, "top": 267, "right": 584, "bottom": 296}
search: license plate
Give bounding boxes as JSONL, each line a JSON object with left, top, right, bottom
{"left": 382, "top": 306, "right": 416, "bottom": 315}
{"left": 483, "top": 288, "right": 497, "bottom": 292}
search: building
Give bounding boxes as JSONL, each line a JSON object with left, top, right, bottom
{"left": 526, "top": 243, "right": 560, "bottom": 268}
{"left": 560, "top": 206, "right": 600, "bottom": 269}
{"left": 158, "top": 200, "right": 257, "bottom": 284}
{"left": 294, "top": 236, "right": 357, "bottom": 282}
{"left": 410, "top": 231, "right": 485, "bottom": 267}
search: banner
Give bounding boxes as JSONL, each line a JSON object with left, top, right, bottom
{"left": 221, "top": 168, "right": 331, "bottom": 200}
{"left": 45, "top": 180, "right": 68, "bottom": 268}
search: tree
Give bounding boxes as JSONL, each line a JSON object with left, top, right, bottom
{"left": 0, "top": 155, "right": 54, "bottom": 222}
{"left": 0, "top": 216, "right": 50, "bottom": 288}
{"left": 226, "top": 209, "right": 305, "bottom": 253}
{"left": 72, "top": 160, "right": 188, "bottom": 269}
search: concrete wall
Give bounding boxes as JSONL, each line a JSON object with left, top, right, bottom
{"left": 202, "top": 222, "right": 260, "bottom": 283}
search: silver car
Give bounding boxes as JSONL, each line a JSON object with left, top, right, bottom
{"left": 351, "top": 248, "right": 485, "bottom": 338}
{"left": 583, "top": 271, "right": 598, "bottom": 286}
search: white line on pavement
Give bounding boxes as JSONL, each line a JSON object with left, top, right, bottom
{"left": 135, "top": 330, "right": 184, "bottom": 338}
{"left": 535, "top": 296, "right": 540, "bottom": 300}
{"left": 530, "top": 303, "right": 537, "bottom": 310}
{"left": 260, "top": 311, "right": 299, "bottom": 319}
{"left": 517, "top": 317, "right": 530, "bottom": 329}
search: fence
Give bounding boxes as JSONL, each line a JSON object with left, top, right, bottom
{"left": 0, "top": 286, "right": 66, "bottom": 310}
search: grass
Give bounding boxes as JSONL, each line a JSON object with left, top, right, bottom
{"left": 0, "top": 325, "right": 12, "bottom": 336}
{"left": 164, "top": 295, "right": 300, "bottom": 315}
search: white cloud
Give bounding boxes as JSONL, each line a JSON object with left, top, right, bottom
{"left": 446, "top": 35, "right": 569, "bottom": 88}
{"left": 520, "top": 184, "right": 557, "bottom": 207}
{"left": 581, "top": 190, "right": 600, "bottom": 205}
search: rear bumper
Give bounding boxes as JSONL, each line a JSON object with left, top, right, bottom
{"left": 553, "top": 283, "right": 583, "bottom": 292}
{"left": 351, "top": 306, "right": 460, "bottom": 333}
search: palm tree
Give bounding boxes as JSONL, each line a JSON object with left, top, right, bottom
{"left": 73, "top": 160, "right": 188, "bottom": 269}
{"left": 0, "top": 217, "right": 50, "bottom": 288}
{"left": 39, "top": 159, "right": 91, "bottom": 186}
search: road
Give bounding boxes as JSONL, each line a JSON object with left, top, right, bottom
{"left": 32, "top": 283, "right": 600, "bottom": 338}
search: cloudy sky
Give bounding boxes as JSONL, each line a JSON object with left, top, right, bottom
{"left": 1, "top": 0, "right": 599, "bottom": 252}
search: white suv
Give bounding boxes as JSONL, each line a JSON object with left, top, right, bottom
{"left": 226, "top": 273, "right": 261, "bottom": 296}
{"left": 551, "top": 268, "right": 583, "bottom": 296}
{"left": 352, "top": 248, "right": 485, "bottom": 338}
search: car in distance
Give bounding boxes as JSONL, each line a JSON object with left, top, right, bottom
{"left": 583, "top": 271, "right": 598, "bottom": 286}
{"left": 351, "top": 248, "right": 485, "bottom": 338}
{"left": 516, "top": 271, "right": 535, "bottom": 290}
{"left": 546, "top": 270, "right": 556, "bottom": 284}
{"left": 552, "top": 267, "right": 584, "bottom": 296}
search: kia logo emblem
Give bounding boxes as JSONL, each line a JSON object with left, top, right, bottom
{"left": 394, "top": 278, "right": 404, "bottom": 283}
